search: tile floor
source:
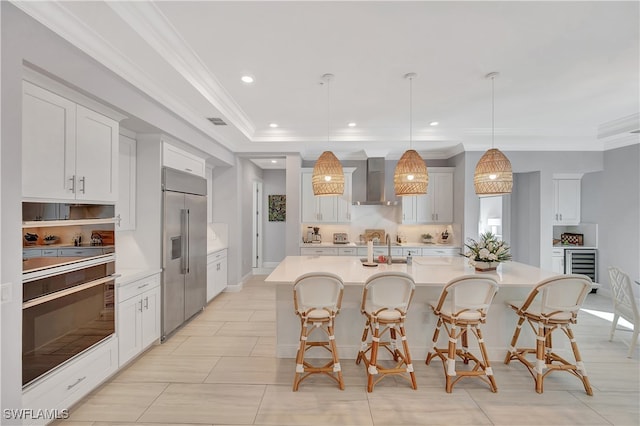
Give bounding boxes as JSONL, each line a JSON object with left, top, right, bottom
{"left": 57, "top": 275, "right": 639, "bottom": 426}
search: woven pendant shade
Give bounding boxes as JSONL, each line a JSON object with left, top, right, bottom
{"left": 474, "top": 148, "right": 513, "bottom": 197}
{"left": 312, "top": 151, "right": 344, "bottom": 196}
{"left": 394, "top": 149, "right": 428, "bottom": 196}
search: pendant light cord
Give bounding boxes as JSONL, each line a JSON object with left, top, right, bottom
{"left": 409, "top": 75, "right": 413, "bottom": 149}
{"left": 491, "top": 74, "right": 495, "bottom": 149}
{"left": 327, "top": 76, "right": 330, "bottom": 144}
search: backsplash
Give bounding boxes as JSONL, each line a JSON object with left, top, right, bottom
{"left": 301, "top": 205, "right": 459, "bottom": 245}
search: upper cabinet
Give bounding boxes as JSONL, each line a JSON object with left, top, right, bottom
{"left": 301, "top": 168, "right": 355, "bottom": 223}
{"left": 163, "top": 143, "right": 205, "bottom": 177}
{"left": 22, "top": 80, "right": 120, "bottom": 203}
{"left": 116, "top": 133, "right": 137, "bottom": 231}
{"left": 401, "top": 168, "right": 454, "bottom": 224}
{"left": 553, "top": 176, "right": 581, "bottom": 225}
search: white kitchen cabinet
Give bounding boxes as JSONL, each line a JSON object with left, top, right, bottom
{"left": 553, "top": 178, "right": 581, "bottom": 225}
{"left": 300, "top": 168, "right": 355, "bottom": 223}
{"left": 116, "top": 133, "right": 136, "bottom": 230}
{"left": 300, "top": 247, "right": 339, "bottom": 256}
{"left": 551, "top": 247, "right": 565, "bottom": 274}
{"left": 401, "top": 169, "right": 453, "bottom": 224}
{"left": 207, "top": 249, "right": 228, "bottom": 302}
{"left": 426, "top": 171, "right": 454, "bottom": 223}
{"left": 117, "top": 273, "right": 160, "bottom": 366}
{"left": 402, "top": 248, "right": 422, "bottom": 256}
{"left": 422, "top": 247, "right": 461, "bottom": 256}
{"left": 163, "top": 143, "right": 206, "bottom": 177}
{"left": 356, "top": 247, "right": 403, "bottom": 257}
{"left": 22, "top": 81, "right": 119, "bottom": 203}
{"left": 338, "top": 247, "right": 358, "bottom": 256}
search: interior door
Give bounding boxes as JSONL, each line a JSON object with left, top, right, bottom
{"left": 184, "top": 193, "right": 207, "bottom": 319}
{"left": 162, "top": 191, "right": 185, "bottom": 338}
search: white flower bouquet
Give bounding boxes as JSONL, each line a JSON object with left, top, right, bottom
{"left": 464, "top": 232, "right": 512, "bottom": 267}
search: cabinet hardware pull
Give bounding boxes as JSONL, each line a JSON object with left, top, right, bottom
{"left": 79, "top": 176, "right": 86, "bottom": 194}
{"left": 137, "top": 283, "right": 149, "bottom": 290}
{"left": 185, "top": 168, "right": 193, "bottom": 172}
{"left": 116, "top": 214, "right": 122, "bottom": 227}
{"left": 559, "top": 214, "right": 562, "bottom": 220}
{"left": 67, "top": 376, "right": 86, "bottom": 390}
{"left": 139, "top": 300, "right": 143, "bottom": 312}
{"left": 69, "top": 175, "right": 76, "bottom": 193}
{"left": 144, "top": 296, "right": 149, "bottom": 309}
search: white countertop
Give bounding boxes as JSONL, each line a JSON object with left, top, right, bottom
{"left": 265, "top": 255, "right": 556, "bottom": 288}
{"left": 299, "top": 242, "right": 460, "bottom": 248}
{"left": 552, "top": 245, "right": 597, "bottom": 249}
{"left": 116, "top": 268, "right": 162, "bottom": 286}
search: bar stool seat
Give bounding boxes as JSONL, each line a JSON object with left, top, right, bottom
{"left": 504, "top": 274, "right": 593, "bottom": 395}
{"left": 356, "top": 271, "right": 417, "bottom": 392}
{"left": 292, "top": 272, "right": 345, "bottom": 391}
{"left": 425, "top": 275, "right": 500, "bottom": 393}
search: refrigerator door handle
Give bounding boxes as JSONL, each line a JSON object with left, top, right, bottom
{"left": 186, "top": 209, "right": 190, "bottom": 273}
{"left": 181, "top": 208, "right": 188, "bottom": 274}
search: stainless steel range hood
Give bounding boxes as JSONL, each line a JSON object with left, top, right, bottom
{"left": 352, "top": 158, "right": 399, "bottom": 205}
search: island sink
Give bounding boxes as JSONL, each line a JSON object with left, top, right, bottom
{"left": 360, "top": 257, "right": 408, "bottom": 264}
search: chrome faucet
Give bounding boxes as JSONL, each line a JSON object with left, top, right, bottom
{"left": 386, "top": 234, "right": 392, "bottom": 265}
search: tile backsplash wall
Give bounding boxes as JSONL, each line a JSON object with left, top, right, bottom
{"left": 301, "top": 205, "right": 459, "bottom": 245}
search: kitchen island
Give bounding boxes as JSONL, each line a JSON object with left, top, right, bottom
{"left": 265, "top": 255, "right": 562, "bottom": 361}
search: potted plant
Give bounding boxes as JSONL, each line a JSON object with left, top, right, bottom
{"left": 43, "top": 235, "right": 58, "bottom": 245}
{"left": 421, "top": 233, "right": 433, "bottom": 244}
{"left": 464, "top": 232, "right": 512, "bottom": 271}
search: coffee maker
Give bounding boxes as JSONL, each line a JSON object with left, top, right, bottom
{"left": 312, "top": 227, "right": 321, "bottom": 243}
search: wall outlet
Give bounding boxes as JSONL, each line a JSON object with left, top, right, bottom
{"left": 1, "top": 283, "right": 12, "bottom": 303}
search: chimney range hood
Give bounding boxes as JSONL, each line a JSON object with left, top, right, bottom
{"left": 352, "top": 158, "right": 399, "bottom": 206}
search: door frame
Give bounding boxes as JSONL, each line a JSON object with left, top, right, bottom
{"left": 252, "top": 180, "right": 263, "bottom": 269}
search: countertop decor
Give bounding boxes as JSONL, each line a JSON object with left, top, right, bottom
{"left": 464, "top": 232, "right": 512, "bottom": 271}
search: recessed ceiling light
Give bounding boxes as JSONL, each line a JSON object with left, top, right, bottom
{"left": 348, "top": 122, "right": 357, "bottom": 127}
{"left": 430, "top": 121, "right": 439, "bottom": 126}
{"left": 269, "top": 123, "right": 278, "bottom": 128}
{"left": 271, "top": 159, "right": 277, "bottom": 164}
{"left": 241, "top": 75, "right": 254, "bottom": 84}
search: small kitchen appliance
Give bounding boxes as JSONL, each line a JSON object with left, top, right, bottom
{"left": 333, "top": 233, "right": 349, "bottom": 244}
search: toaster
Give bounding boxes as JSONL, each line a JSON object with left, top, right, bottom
{"left": 333, "top": 233, "right": 349, "bottom": 244}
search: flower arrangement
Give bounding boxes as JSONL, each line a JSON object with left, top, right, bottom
{"left": 421, "top": 233, "right": 433, "bottom": 243}
{"left": 464, "top": 232, "right": 511, "bottom": 268}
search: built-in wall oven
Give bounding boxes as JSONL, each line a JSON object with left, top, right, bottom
{"left": 22, "top": 203, "right": 116, "bottom": 387}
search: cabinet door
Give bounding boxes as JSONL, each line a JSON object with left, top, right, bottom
{"left": 207, "top": 258, "right": 216, "bottom": 302}
{"left": 75, "top": 105, "right": 118, "bottom": 202}
{"left": 415, "top": 195, "right": 430, "bottom": 223}
{"left": 336, "top": 172, "right": 352, "bottom": 222}
{"left": 430, "top": 172, "right": 453, "bottom": 223}
{"left": 22, "top": 81, "right": 76, "bottom": 200}
{"left": 317, "top": 196, "right": 337, "bottom": 222}
{"left": 117, "top": 296, "right": 142, "bottom": 366}
{"left": 300, "top": 173, "right": 319, "bottom": 222}
{"left": 554, "top": 179, "right": 580, "bottom": 225}
{"left": 401, "top": 196, "right": 416, "bottom": 223}
{"left": 163, "top": 143, "right": 205, "bottom": 177}
{"left": 140, "top": 286, "right": 160, "bottom": 348}
{"left": 551, "top": 256, "right": 565, "bottom": 274}
{"left": 116, "top": 134, "right": 136, "bottom": 230}
{"left": 214, "top": 259, "right": 228, "bottom": 296}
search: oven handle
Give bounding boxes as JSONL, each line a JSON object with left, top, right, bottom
{"left": 22, "top": 276, "right": 114, "bottom": 310}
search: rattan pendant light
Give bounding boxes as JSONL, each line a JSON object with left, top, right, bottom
{"left": 394, "top": 73, "right": 428, "bottom": 196}
{"left": 474, "top": 72, "right": 513, "bottom": 197}
{"left": 312, "top": 73, "right": 344, "bottom": 196}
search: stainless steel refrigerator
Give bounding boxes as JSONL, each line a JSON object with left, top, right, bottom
{"left": 161, "top": 167, "right": 207, "bottom": 340}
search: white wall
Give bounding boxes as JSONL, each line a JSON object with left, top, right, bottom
{"left": 582, "top": 144, "right": 640, "bottom": 291}
{"left": 510, "top": 172, "right": 541, "bottom": 266}
{"left": 263, "top": 170, "right": 286, "bottom": 264}
{"left": 285, "top": 155, "right": 302, "bottom": 256}
{"left": 241, "top": 159, "right": 263, "bottom": 276}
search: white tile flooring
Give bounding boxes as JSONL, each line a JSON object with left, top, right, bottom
{"left": 57, "top": 275, "right": 639, "bottom": 426}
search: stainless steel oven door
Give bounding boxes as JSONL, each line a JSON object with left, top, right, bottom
{"left": 22, "top": 268, "right": 115, "bottom": 387}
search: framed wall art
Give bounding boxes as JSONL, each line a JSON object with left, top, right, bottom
{"left": 268, "top": 194, "right": 286, "bottom": 221}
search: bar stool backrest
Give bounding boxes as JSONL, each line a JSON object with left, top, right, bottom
{"left": 436, "top": 275, "right": 499, "bottom": 319}
{"left": 520, "top": 274, "right": 592, "bottom": 321}
{"left": 608, "top": 266, "right": 639, "bottom": 322}
{"left": 362, "top": 272, "right": 415, "bottom": 313}
{"left": 294, "top": 272, "right": 344, "bottom": 312}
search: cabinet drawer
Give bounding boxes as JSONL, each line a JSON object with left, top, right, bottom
{"left": 57, "top": 247, "right": 104, "bottom": 257}
{"left": 22, "top": 249, "right": 42, "bottom": 258}
{"left": 338, "top": 247, "right": 358, "bottom": 256}
{"left": 300, "top": 247, "right": 338, "bottom": 256}
{"left": 552, "top": 248, "right": 565, "bottom": 256}
{"left": 422, "top": 247, "right": 460, "bottom": 256}
{"left": 117, "top": 274, "right": 161, "bottom": 303}
{"left": 356, "top": 247, "right": 403, "bottom": 257}
{"left": 23, "top": 337, "right": 117, "bottom": 420}
{"left": 402, "top": 248, "right": 421, "bottom": 256}
{"left": 208, "top": 249, "right": 227, "bottom": 263}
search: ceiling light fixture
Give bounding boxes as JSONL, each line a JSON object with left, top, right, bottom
{"left": 348, "top": 122, "right": 357, "bottom": 127}
{"left": 269, "top": 123, "right": 278, "bottom": 128}
{"left": 312, "top": 73, "right": 344, "bottom": 196}
{"left": 271, "top": 160, "right": 277, "bottom": 164}
{"left": 474, "top": 72, "right": 513, "bottom": 197}
{"left": 241, "top": 75, "right": 254, "bottom": 83}
{"left": 429, "top": 121, "right": 439, "bottom": 126}
{"left": 394, "top": 72, "right": 428, "bottom": 196}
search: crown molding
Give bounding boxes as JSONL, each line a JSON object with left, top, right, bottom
{"left": 10, "top": 0, "right": 237, "bottom": 155}
{"left": 106, "top": 2, "right": 255, "bottom": 140}
{"left": 598, "top": 113, "right": 640, "bottom": 139}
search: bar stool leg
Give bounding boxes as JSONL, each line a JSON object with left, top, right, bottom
{"left": 356, "top": 318, "right": 371, "bottom": 366}
{"left": 476, "top": 325, "right": 497, "bottom": 392}
{"left": 565, "top": 324, "right": 593, "bottom": 396}
{"left": 367, "top": 320, "right": 380, "bottom": 392}
{"left": 535, "top": 322, "right": 546, "bottom": 394}
{"left": 426, "top": 317, "right": 443, "bottom": 365}
{"left": 293, "top": 319, "right": 308, "bottom": 391}
{"left": 327, "top": 321, "right": 345, "bottom": 390}
{"left": 504, "top": 316, "right": 526, "bottom": 364}
{"left": 445, "top": 324, "right": 458, "bottom": 393}
{"left": 399, "top": 322, "right": 417, "bottom": 389}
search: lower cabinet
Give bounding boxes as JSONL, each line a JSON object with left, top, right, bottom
{"left": 422, "top": 247, "right": 460, "bottom": 256}
{"left": 117, "top": 273, "right": 161, "bottom": 367}
{"left": 207, "top": 249, "right": 228, "bottom": 302}
{"left": 22, "top": 336, "right": 118, "bottom": 425}
{"left": 300, "top": 247, "right": 339, "bottom": 256}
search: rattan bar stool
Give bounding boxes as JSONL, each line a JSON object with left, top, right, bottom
{"left": 356, "top": 271, "right": 417, "bottom": 392}
{"left": 292, "top": 272, "right": 345, "bottom": 391}
{"left": 426, "top": 275, "right": 500, "bottom": 393}
{"left": 504, "top": 274, "right": 593, "bottom": 395}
